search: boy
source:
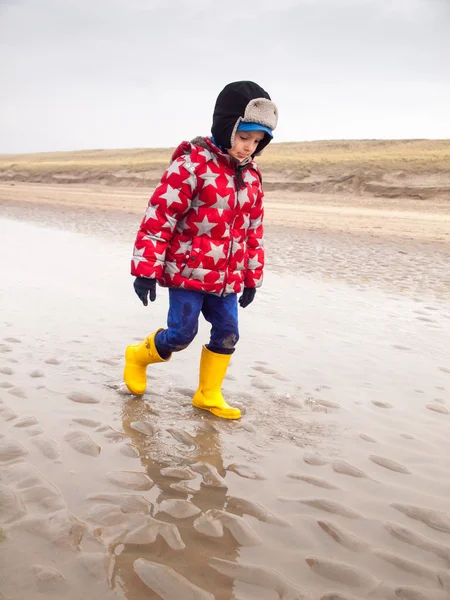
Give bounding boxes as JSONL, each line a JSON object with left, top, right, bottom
{"left": 124, "top": 81, "right": 278, "bottom": 420}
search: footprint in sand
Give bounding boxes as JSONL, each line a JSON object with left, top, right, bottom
{"left": 14, "top": 416, "right": 39, "bottom": 428}
{"left": 7, "top": 387, "right": 27, "bottom": 399}
{"left": 29, "top": 370, "right": 44, "bottom": 378}
{"left": 130, "top": 421, "right": 158, "bottom": 436}
{"left": 372, "top": 400, "right": 393, "bottom": 409}
{"left": 0, "top": 367, "right": 14, "bottom": 375}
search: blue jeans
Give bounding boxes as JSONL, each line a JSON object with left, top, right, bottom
{"left": 155, "top": 289, "right": 239, "bottom": 356}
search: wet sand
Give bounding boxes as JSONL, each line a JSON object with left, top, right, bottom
{"left": 1, "top": 184, "right": 450, "bottom": 599}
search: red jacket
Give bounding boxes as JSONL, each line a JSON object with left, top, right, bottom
{"left": 131, "top": 137, "right": 264, "bottom": 295}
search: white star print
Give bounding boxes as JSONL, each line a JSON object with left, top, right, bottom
{"left": 199, "top": 166, "right": 219, "bottom": 189}
{"left": 143, "top": 205, "right": 158, "bottom": 223}
{"left": 211, "top": 193, "right": 231, "bottom": 209}
{"left": 225, "top": 174, "right": 235, "bottom": 190}
{"left": 142, "top": 234, "right": 159, "bottom": 247}
{"left": 244, "top": 170, "right": 257, "bottom": 185}
{"left": 235, "top": 258, "right": 246, "bottom": 271}
{"left": 242, "top": 214, "right": 251, "bottom": 229}
{"left": 182, "top": 171, "right": 196, "bottom": 192}
{"left": 237, "top": 188, "right": 250, "bottom": 208}
{"left": 174, "top": 240, "right": 192, "bottom": 255}
{"left": 205, "top": 241, "right": 226, "bottom": 265}
{"left": 249, "top": 216, "right": 263, "bottom": 230}
{"left": 248, "top": 257, "right": 263, "bottom": 270}
{"left": 197, "top": 148, "right": 213, "bottom": 162}
{"left": 164, "top": 261, "right": 179, "bottom": 281}
{"left": 192, "top": 268, "right": 207, "bottom": 282}
{"left": 165, "top": 159, "right": 182, "bottom": 177}
{"left": 160, "top": 184, "right": 182, "bottom": 207}
{"left": 132, "top": 246, "right": 146, "bottom": 268}
{"left": 195, "top": 215, "right": 216, "bottom": 236}
{"left": 153, "top": 251, "right": 165, "bottom": 265}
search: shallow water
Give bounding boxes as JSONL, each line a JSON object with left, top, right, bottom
{"left": 1, "top": 217, "right": 449, "bottom": 599}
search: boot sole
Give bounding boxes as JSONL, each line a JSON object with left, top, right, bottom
{"left": 192, "top": 399, "right": 241, "bottom": 420}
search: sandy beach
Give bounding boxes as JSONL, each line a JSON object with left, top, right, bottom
{"left": 1, "top": 180, "right": 450, "bottom": 599}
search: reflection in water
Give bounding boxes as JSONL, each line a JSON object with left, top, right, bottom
{"left": 113, "top": 397, "right": 241, "bottom": 599}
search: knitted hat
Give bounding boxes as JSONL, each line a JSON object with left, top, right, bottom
{"left": 211, "top": 81, "right": 278, "bottom": 156}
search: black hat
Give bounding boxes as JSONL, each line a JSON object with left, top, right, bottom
{"left": 211, "top": 81, "right": 278, "bottom": 156}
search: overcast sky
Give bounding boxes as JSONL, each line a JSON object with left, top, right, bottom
{"left": 1, "top": 0, "right": 449, "bottom": 153}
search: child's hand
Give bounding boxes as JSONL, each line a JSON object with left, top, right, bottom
{"left": 133, "top": 277, "right": 156, "bottom": 306}
{"left": 239, "top": 287, "right": 256, "bottom": 308}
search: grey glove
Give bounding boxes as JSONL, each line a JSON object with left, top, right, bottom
{"left": 133, "top": 277, "right": 156, "bottom": 306}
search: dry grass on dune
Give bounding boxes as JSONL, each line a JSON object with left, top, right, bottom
{"left": 1, "top": 139, "right": 450, "bottom": 176}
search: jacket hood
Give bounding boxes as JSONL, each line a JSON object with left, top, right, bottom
{"left": 211, "top": 81, "right": 278, "bottom": 157}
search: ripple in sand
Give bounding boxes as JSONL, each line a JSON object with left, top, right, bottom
{"left": 369, "top": 455, "right": 411, "bottom": 474}
{"left": 88, "top": 493, "right": 152, "bottom": 514}
{"left": 31, "top": 565, "right": 67, "bottom": 593}
{"left": 130, "top": 420, "right": 158, "bottom": 436}
{"left": 305, "top": 557, "right": 378, "bottom": 591}
{"left": 0, "top": 484, "right": 26, "bottom": 523}
{"left": 45, "top": 358, "right": 61, "bottom": 365}
{"left": 360, "top": 433, "right": 376, "bottom": 442}
{"left": 0, "top": 381, "right": 14, "bottom": 389}
{"left": 391, "top": 503, "right": 450, "bottom": 533}
{"left": 120, "top": 443, "right": 139, "bottom": 457}
{"left": 227, "top": 462, "right": 266, "bottom": 480}
{"left": 7, "top": 387, "right": 27, "bottom": 399}
{"left": 106, "top": 470, "right": 153, "bottom": 491}
{"left": 304, "top": 453, "right": 328, "bottom": 466}
{"left": 287, "top": 473, "right": 338, "bottom": 490}
{"left": 318, "top": 521, "right": 369, "bottom": 551}
{"left": 30, "top": 435, "right": 61, "bottom": 460}
{"left": 251, "top": 377, "right": 274, "bottom": 390}
{"left": 16, "top": 510, "right": 86, "bottom": 549}
{"left": 385, "top": 521, "right": 450, "bottom": 562}
{"left": 227, "top": 496, "right": 290, "bottom": 526}
{"left": 191, "top": 462, "right": 227, "bottom": 488}
{"left": 134, "top": 559, "right": 214, "bottom": 600}
{"left": 68, "top": 391, "right": 100, "bottom": 404}
{"left": 167, "top": 427, "right": 198, "bottom": 449}
{"left": 426, "top": 404, "right": 450, "bottom": 415}
{"left": 0, "top": 436, "right": 28, "bottom": 462}
{"left": 64, "top": 431, "right": 101, "bottom": 456}
{"left": 280, "top": 497, "right": 363, "bottom": 519}
{"left": 14, "top": 416, "right": 38, "bottom": 428}
{"left": 332, "top": 460, "right": 368, "bottom": 478}
{"left": 438, "top": 367, "right": 450, "bottom": 374}
{"left": 194, "top": 509, "right": 260, "bottom": 545}
{"left": 86, "top": 503, "right": 125, "bottom": 526}
{"left": 29, "top": 370, "right": 44, "bottom": 378}
{"left": 159, "top": 499, "right": 201, "bottom": 519}
{"left": 77, "top": 553, "right": 110, "bottom": 580}
{"left": 374, "top": 550, "right": 440, "bottom": 583}
{"left": 395, "top": 586, "right": 447, "bottom": 600}
{"left": 0, "top": 405, "right": 18, "bottom": 421}
{"left": 160, "top": 467, "right": 196, "bottom": 480}
{"left": 209, "top": 558, "right": 309, "bottom": 599}
{"left": 372, "top": 400, "right": 393, "bottom": 409}
{"left": 72, "top": 418, "right": 102, "bottom": 427}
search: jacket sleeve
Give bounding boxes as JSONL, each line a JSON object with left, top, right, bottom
{"left": 131, "top": 155, "right": 196, "bottom": 278}
{"left": 244, "top": 184, "right": 264, "bottom": 288}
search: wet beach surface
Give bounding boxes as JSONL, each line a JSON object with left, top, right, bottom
{"left": 0, "top": 187, "right": 450, "bottom": 599}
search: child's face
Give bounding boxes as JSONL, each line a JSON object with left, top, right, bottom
{"left": 228, "top": 130, "right": 265, "bottom": 162}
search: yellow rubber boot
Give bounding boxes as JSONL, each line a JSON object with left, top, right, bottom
{"left": 124, "top": 329, "right": 170, "bottom": 395}
{"left": 192, "top": 346, "right": 241, "bottom": 420}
